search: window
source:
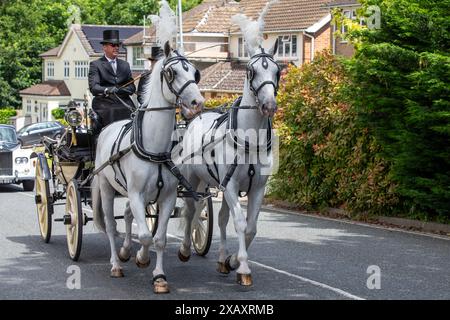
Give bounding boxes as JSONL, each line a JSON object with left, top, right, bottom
{"left": 341, "top": 9, "right": 364, "bottom": 41}
{"left": 47, "top": 61, "right": 54, "bottom": 78}
{"left": 64, "top": 61, "right": 70, "bottom": 78}
{"left": 75, "top": 61, "right": 89, "bottom": 78}
{"left": 133, "top": 47, "right": 144, "bottom": 68}
{"left": 26, "top": 100, "right": 32, "bottom": 113}
{"left": 238, "top": 37, "right": 249, "bottom": 58}
{"left": 277, "top": 35, "right": 297, "bottom": 58}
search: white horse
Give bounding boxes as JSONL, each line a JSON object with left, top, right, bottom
{"left": 176, "top": 38, "right": 280, "bottom": 286}
{"left": 92, "top": 41, "right": 204, "bottom": 293}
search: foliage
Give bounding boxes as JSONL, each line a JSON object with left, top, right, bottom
{"left": 0, "top": 108, "right": 17, "bottom": 124}
{"left": 344, "top": 0, "right": 450, "bottom": 219}
{"left": 204, "top": 95, "right": 239, "bottom": 109}
{"left": 269, "top": 51, "right": 399, "bottom": 215}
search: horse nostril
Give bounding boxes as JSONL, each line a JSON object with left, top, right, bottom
{"left": 191, "top": 100, "right": 198, "bottom": 106}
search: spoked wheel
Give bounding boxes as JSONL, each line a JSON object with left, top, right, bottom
{"left": 191, "top": 197, "right": 213, "bottom": 256}
{"left": 35, "top": 159, "right": 53, "bottom": 243}
{"left": 65, "top": 180, "right": 83, "bottom": 261}
{"left": 146, "top": 203, "right": 159, "bottom": 237}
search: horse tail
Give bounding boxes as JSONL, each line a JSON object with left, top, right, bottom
{"left": 92, "top": 175, "right": 106, "bottom": 233}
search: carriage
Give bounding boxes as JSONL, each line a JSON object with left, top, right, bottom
{"left": 33, "top": 102, "right": 214, "bottom": 261}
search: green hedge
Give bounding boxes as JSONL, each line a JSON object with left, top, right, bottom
{"left": 0, "top": 108, "right": 16, "bottom": 124}
{"left": 268, "top": 51, "right": 399, "bottom": 215}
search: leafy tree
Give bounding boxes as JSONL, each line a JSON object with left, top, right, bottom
{"left": 345, "top": 0, "right": 450, "bottom": 219}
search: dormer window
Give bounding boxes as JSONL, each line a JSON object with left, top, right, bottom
{"left": 47, "top": 61, "right": 55, "bottom": 78}
{"left": 238, "top": 37, "right": 249, "bottom": 58}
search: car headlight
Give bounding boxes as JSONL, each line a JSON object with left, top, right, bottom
{"left": 65, "top": 110, "right": 83, "bottom": 127}
{"left": 15, "top": 157, "right": 28, "bottom": 164}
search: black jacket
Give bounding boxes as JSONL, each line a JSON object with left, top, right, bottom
{"left": 88, "top": 56, "right": 136, "bottom": 127}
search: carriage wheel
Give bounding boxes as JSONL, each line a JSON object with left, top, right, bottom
{"left": 65, "top": 180, "right": 83, "bottom": 261}
{"left": 146, "top": 204, "right": 159, "bottom": 237}
{"left": 35, "top": 160, "right": 53, "bottom": 243}
{"left": 191, "top": 197, "right": 213, "bottom": 256}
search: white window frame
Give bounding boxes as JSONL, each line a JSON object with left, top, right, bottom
{"left": 75, "top": 61, "right": 89, "bottom": 79}
{"left": 277, "top": 34, "right": 297, "bottom": 58}
{"left": 47, "top": 61, "right": 54, "bottom": 78}
{"left": 238, "top": 37, "right": 249, "bottom": 58}
{"left": 132, "top": 46, "right": 144, "bottom": 68}
{"left": 64, "top": 61, "right": 70, "bottom": 78}
{"left": 26, "top": 100, "right": 32, "bottom": 113}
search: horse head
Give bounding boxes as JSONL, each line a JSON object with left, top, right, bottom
{"left": 245, "top": 40, "right": 280, "bottom": 118}
{"left": 160, "top": 41, "right": 204, "bottom": 119}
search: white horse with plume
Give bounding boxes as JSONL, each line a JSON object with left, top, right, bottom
{"left": 176, "top": 1, "right": 280, "bottom": 286}
{"left": 92, "top": 0, "right": 204, "bottom": 294}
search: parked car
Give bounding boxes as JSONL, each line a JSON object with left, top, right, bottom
{"left": 0, "top": 124, "right": 36, "bottom": 191}
{"left": 17, "top": 121, "right": 65, "bottom": 146}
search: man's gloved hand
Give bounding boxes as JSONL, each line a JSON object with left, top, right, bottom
{"left": 104, "top": 86, "right": 119, "bottom": 96}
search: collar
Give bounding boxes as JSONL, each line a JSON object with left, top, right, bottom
{"left": 104, "top": 55, "right": 117, "bottom": 63}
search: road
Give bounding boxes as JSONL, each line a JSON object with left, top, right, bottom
{"left": 0, "top": 184, "right": 449, "bottom": 300}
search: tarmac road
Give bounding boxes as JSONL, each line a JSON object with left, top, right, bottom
{"left": 0, "top": 184, "right": 449, "bottom": 300}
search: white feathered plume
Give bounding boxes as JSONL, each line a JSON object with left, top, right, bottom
{"left": 149, "top": 0, "right": 177, "bottom": 47}
{"left": 231, "top": 0, "right": 278, "bottom": 51}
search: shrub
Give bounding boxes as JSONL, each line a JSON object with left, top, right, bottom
{"left": 269, "top": 51, "right": 399, "bottom": 215}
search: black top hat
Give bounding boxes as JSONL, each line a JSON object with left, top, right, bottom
{"left": 148, "top": 45, "right": 164, "bottom": 61}
{"left": 100, "top": 30, "right": 121, "bottom": 45}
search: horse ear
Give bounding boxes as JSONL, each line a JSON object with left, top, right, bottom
{"left": 269, "top": 38, "right": 279, "bottom": 56}
{"left": 164, "top": 41, "right": 171, "bottom": 57}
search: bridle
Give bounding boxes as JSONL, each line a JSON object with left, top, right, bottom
{"left": 246, "top": 48, "right": 281, "bottom": 102}
{"left": 160, "top": 50, "right": 201, "bottom": 106}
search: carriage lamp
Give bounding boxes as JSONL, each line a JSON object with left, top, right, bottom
{"left": 65, "top": 110, "right": 83, "bottom": 127}
{"left": 15, "top": 157, "right": 28, "bottom": 164}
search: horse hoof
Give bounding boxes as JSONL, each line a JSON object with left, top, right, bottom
{"left": 135, "top": 256, "right": 150, "bottom": 268}
{"left": 178, "top": 250, "right": 190, "bottom": 262}
{"left": 216, "top": 262, "right": 230, "bottom": 274}
{"left": 118, "top": 248, "right": 131, "bottom": 262}
{"left": 110, "top": 269, "right": 124, "bottom": 278}
{"left": 236, "top": 273, "right": 253, "bottom": 286}
{"left": 153, "top": 275, "right": 170, "bottom": 294}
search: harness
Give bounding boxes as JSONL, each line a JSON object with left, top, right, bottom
{"left": 179, "top": 96, "right": 272, "bottom": 197}
{"left": 85, "top": 53, "right": 202, "bottom": 202}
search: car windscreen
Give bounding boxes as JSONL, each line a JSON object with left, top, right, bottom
{"left": 0, "top": 127, "right": 17, "bottom": 143}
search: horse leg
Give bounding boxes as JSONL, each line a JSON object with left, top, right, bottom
{"left": 99, "top": 177, "right": 123, "bottom": 278}
{"left": 244, "top": 184, "right": 265, "bottom": 250}
{"left": 223, "top": 184, "right": 253, "bottom": 286}
{"left": 118, "top": 200, "right": 132, "bottom": 262}
{"left": 217, "top": 198, "right": 232, "bottom": 274}
{"left": 178, "top": 175, "right": 200, "bottom": 261}
{"left": 128, "top": 193, "right": 152, "bottom": 268}
{"left": 152, "top": 193, "right": 177, "bottom": 294}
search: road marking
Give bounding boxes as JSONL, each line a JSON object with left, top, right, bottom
{"left": 249, "top": 259, "right": 365, "bottom": 300}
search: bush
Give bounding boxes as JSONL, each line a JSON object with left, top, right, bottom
{"left": 346, "top": 0, "right": 450, "bottom": 220}
{"left": 0, "top": 108, "right": 17, "bottom": 124}
{"left": 269, "top": 51, "right": 399, "bottom": 215}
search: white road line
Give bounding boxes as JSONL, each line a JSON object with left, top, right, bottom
{"left": 249, "top": 260, "right": 365, "bottom": 300}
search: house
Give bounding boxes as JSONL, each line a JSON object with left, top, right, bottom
{"left": 326, "top": 0, "right": 361, "bottom": 57}
{"left": 18, "top": 24, "right": 142, "bottom": 126}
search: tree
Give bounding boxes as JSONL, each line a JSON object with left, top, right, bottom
{"left": 345, "top": 0, "right": 450, "bottom": 219}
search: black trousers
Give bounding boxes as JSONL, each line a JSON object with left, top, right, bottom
{"left": 92, "top": 95, "right": 133, "bottom": 129}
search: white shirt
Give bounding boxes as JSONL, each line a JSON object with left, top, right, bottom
{"left": 105, "top": 55, "right": 117, "bottom": 74}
